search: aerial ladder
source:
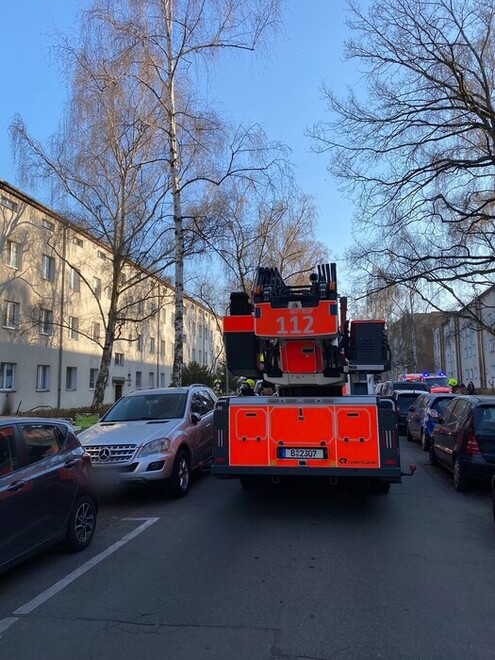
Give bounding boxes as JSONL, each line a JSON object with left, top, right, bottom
{"left": 212, "top": 264, "right": 413, "bottom": 493}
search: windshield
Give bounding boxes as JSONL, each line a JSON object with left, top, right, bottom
{"left": 425, "top": 377, "right": 449, "bottom": 387}
{"left": 103, "top": 393, "right": 187, "bottom": 422}
{"left": 432, "top": 397, "right": 455, "bottom": 414}
{"left": 393, "top": 382, "right": 427, "bottom": 391}
{"left": 396, "top": 394, "right": 422, "bottom": 412}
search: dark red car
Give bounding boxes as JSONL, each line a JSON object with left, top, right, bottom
{"left": 430, "top": 396, "right": 495, "bottom": 491}
{"left": 0, "top": 418, "right": 97, "bottom": 573}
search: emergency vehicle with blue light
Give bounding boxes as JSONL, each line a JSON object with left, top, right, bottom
{"left": 212, "top": 264, "right": 415, "bottom": 493}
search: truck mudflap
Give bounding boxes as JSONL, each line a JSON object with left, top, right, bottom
{"left": 212, "top": 395, "right": 401, "bottom": 482}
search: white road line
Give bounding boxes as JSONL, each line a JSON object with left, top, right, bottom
{"left": 0, "top": 618, "right": 18, "bottom": 634}
{"left": 11, "top": 517, "right": 159, "bottom": 617}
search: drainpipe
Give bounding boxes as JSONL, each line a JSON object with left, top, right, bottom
{"left": 56, "top": 225, "right": 67, "bottom": 409}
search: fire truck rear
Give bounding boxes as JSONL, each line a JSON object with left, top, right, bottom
{"left": 212, "top": 264, "right": 409, "bottom": 493}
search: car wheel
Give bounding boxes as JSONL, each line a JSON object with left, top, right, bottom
{"left": 64, "top": 495, "right": 97, "bottom": 552}
{"left": 453, "top": 457, "right": 470, "bottom": 492}
{"left": 406, "top": 426, "right": 413, "bottom": 442}
{"left": 420, "top": 429, "right": 430, "bottom": 452}
{"left": 369, "top": 479, "right": 391, "bottom": 495}
{"left": 168, "top": 449, "right": 191, "bottom": 498}
{"left": 429, "top": 443, "right": 437, "bottom": 466}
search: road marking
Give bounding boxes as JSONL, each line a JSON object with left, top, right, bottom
{"left": 0, "top": 516, "right": 158, "bottom": 636}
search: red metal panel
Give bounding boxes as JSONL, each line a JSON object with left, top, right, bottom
{"left": 223, "top": 315, "right": 255, "bottom": 333}
{"left": 254, "top": 301, "right": 338, "bottom": 338}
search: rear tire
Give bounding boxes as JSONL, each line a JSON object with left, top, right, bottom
{"left": 64, "top": 495, "right": 97, "bottom": 552}
{"left": 406, "top": 426, "right": 413, "bottom": 442}
{"left": 168, "top": 449, "right": 191, "bottom": 498}
{"left": 453, "top": 457, "right": 470, "bottom": 492}
{"left": 420, "top": 429, "right": 430, "bottom": 452}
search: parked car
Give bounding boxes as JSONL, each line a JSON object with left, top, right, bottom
{"left": 79, "top": 385, "right": 217, "bottom": 497}
{"left": 406, "top": 392, "right": 457, "bottom": 450}
{"left": 492, "top": 475, "right": 495, "bottom": 525}
{"left": 390, "top": 390, "right": 427, "bottom": 432}
{"left": 430, "top": 395, "right": 495, "bottom": 491}
{"left": 380, "top": 380, "right": 428, "bottom": 397}
{"left": 0, "top": 418, "right": 97, "bottom": 574}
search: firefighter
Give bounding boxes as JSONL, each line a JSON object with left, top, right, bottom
{"left": 239, "top": 378, "right": 257, "bottom": 396}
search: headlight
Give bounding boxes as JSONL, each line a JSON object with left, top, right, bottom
{"left": 139, "top": 438, "right": 171, "bottom": 457}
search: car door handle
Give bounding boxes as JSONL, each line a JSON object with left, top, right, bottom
{"left": 8, "top": 481, "right": 26, "bottom": 491}
{"left": 64, "top": 460, "right": 77, "bottom": 469}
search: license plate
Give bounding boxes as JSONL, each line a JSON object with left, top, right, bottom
{"left": 278, "top": 448, "right": 326, "bottom": 459}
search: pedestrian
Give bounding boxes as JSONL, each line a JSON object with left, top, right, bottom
{"left": 239, "top": 378, "right": 257, "bottom": 396}
{"left": 467, "top": 381, "right": 476, "bottom": 395}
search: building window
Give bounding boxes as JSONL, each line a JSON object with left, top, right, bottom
{"left": 73, "top": 236, "right": 83, "bottom": 247}
{"left": 93, "top": 276, "right": 102, "bottom": 299}
{"left": 4, "top": 301, "right": 20, "bottom": 329}
{"left": 1, "top": 196, "right": 18, "bottom": 211}
{"left": 69, "top": 316, "right": 79, "bottom": 340}
{"left": 148, "top": 372, "right": 155, "bottom": 387}
{"left": 42, "top": 219, "right": 55, "bottom": 231}
{"left": 160, "top": 340, "right": 165, "bottom": 357}
{"left": 89, "top": 368, "right": 99, "bottom": 389}
{"left": 0, "top": 363, "right": 16, "bottom": 389}
{"left": 136, "top": 371, "right": 142, "bottom": 388}
{"left": 150, "top": 337, "right": 156, "bottom": 354}
{"left": 70, "top": 267, "right": 81, "bottom": 292}
{"left": 97, "top": 250, "right": 106, "bottom": 259}
{"left": 6, "top": 240, "right": 20, "bottom": 269}
{"left": 92, "top": 322, "right": 101, "bottom": 342}
{"left": 114, "top": 352, "right": 124, "bottom": 366}
{"left": 137, "top": 334, "right": 143, "bottom": 351}
{"left": 138, "top": 300, "right": 145, "bottom": 315}
{"left": 160, "top": 372, "right": 166, "bottom": 387}
{"left": 36, "top": 365, "right": 50, "bottom": 391}
{"left": 66, "top": 367, "right": 77, "bottom": 391}
{"left": 41, "top": 254, "right": 56, "bottom": 282}
{"left": 40, "top": 309, "right": 53, "bottom": 335}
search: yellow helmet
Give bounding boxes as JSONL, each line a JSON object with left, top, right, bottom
{"left": 448, "top": 378, "right": 458, "bottom": 387}
{"left": 245, "top": 378, "right": 255, "bottom": 388}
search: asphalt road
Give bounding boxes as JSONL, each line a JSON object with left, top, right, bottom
{"left": 1, "top": 438, "right": 495, "bottom": 660}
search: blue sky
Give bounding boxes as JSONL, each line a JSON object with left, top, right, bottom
{"left": 0, "top": 1, "right": 359, "bottom": 268}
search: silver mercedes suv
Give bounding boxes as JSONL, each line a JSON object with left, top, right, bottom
{"left": 78, "top": 385, "right": 217, "bottom": 497}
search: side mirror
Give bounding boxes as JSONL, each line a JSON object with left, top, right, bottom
{"left": 191, "top": 412, "right": 201, "bottom": 424}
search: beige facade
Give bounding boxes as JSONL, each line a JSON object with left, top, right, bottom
{"left": 0, "top": 180, "right": 224, "bottom": 414}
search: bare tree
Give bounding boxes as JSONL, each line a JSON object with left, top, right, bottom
{"left": 88, "top": 0, "right": 283, "bottom": 385}
{"left": 10, "top": 13, "right": 193, "bottom": 409}
{"left": 197, "top": 179, "right": 329, "bottom": 295}
{"left": 310, "top": 0, "right": 495, "bottom": 331}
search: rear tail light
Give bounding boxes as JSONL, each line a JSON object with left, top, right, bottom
{"left": 465, "top": 433, "right": 481, "bottom": 456}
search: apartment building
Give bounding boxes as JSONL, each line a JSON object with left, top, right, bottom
{"left": 0, "top": 180, "right": 224, "bottom": 414}
{"left": 433, "top": 287, "right": 495, "bottom": 390}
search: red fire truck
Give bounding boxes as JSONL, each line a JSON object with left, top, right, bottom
{"left": 212, "top": 264, "right": 414, "bottom": 493}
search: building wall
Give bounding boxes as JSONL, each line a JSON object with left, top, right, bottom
{"left": 0, "top": 181, "right": 224, "bottom": 413}
{"left": 433, "top": 287, "right": 495, "bottom": 390}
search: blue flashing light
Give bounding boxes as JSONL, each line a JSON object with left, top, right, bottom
{"left": 423, "top": 371, "right": 430, "bottom": 377}
{"left": 438, "top": 371, "right": 445, "bottom": 376}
